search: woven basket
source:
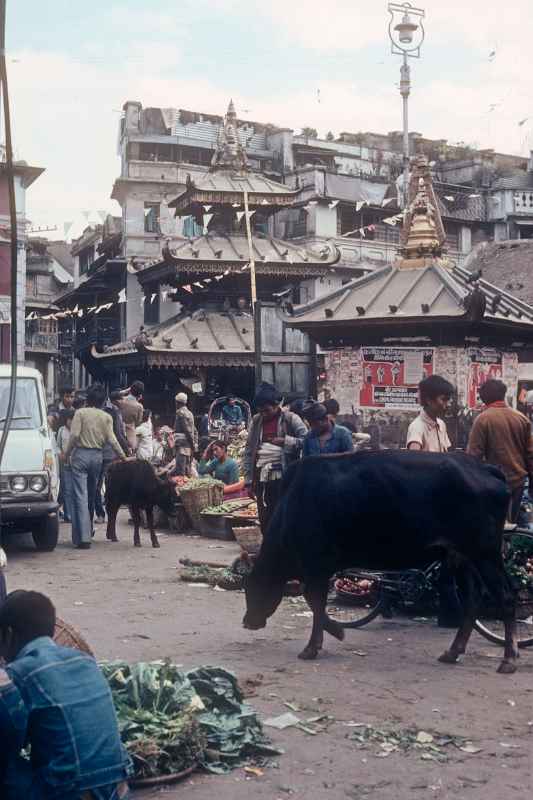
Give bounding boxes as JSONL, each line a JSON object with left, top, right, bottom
{"left": 54, "top": 618, "right": 94, "bottom": 657}
{"left": 233, "top": 525, "right": 262, "bottom": 555}
{"left": 180, "top": 482, "right": 224, "bottom": 530}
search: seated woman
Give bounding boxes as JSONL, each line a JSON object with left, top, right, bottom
{"left": 198, "top": 440, "right": 246, "bottom": 497}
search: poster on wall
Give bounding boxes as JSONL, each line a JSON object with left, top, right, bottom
{"left": 359, "top": 347, "right": 434, "bottom": 409}
{"left": 467, "top": 349, "right": 503, "bottom": 409}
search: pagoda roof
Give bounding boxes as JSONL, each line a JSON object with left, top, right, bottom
{"left": 91, "top": 308, "right": 256, "bottom": 368}
{"left": 133, "top": 233, "right": 340, "bottom": 282}
{"left": 169, "top": 100, "right": 298, "bottom": 212}
{"left": 286, "top": 261, "right": 533, "bottom": 334}
{"left": 169, "top": 170, "right": 298, "bottom": 213}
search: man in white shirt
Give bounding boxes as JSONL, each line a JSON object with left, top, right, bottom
{"left": 407, "top": 374, "right": 460, "bottom": 628}
{"left": 407, "top": 375, "right": 454, "bottom": 453}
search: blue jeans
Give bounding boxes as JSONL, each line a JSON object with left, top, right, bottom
{"left": 61, "top": 465, "right": 74, "bottom": 522}
{"left": 3, "top": 756, "right": 130, "bottom": 799}
{"left": 70, "top": 448, "right": 103, "bottom": 546}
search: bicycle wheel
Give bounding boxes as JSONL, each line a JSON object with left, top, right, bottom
{"left": 327, "top": 572, "right": 386, "bottom": 629}
{"left": 474, "top": 609, "right": 533, "bottom": 648}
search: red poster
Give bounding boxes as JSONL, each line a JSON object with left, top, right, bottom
{"left": 359, "top": 347, "right": 434, "bottom": 409}
{"left": 467, "top": 349, "right": 503, "bottom": 409}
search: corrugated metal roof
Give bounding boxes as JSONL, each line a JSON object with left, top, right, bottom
{"left": 94, "top": 308, "right": 255, "bottom": 364}
{"left": 492, "top": 172, "right": 533, "bottom": 190}
{"left": 288, "top": 260, "right": 533, "bottom": 328}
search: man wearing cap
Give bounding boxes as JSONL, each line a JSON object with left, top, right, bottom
{"left": 302, "top": 402, "right": 354, "bottom": 457}
{"left": 174, "top": 393, "right": 198, "bottom": 477}
{"left": 243, "top": 382, "right": 307, "bottom": 536}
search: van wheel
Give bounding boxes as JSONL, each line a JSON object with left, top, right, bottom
{"left": 32, "top": 515, "right": 59, "bottom": 552}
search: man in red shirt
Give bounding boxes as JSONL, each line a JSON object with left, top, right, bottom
{"left": 468, "top": 379, "right": 533, "bottom": 522}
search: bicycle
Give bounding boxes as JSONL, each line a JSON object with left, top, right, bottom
{"left": 326, "top": 527, "right": 533, "bottom": 649}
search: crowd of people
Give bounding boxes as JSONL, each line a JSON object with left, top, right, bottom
{"left": 47, "top": 381, "right": 175, "bottom": 550}
{"left": 1, "top": 375, "right": 533, "bottom": 798}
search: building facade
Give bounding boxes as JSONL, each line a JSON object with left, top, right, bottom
{"left": 0, "top": 157, "right": 44, "bottom": 364}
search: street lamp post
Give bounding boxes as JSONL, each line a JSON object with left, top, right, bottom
{"left": 388, "top": 2, "right": 425, "bottom": 207}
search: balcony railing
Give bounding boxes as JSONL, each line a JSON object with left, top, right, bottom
{"left": 25, "top": 330, "right": 59, "bottom": 352}
{"left": 71, "top": 317, "right": 121, "bottom": 353}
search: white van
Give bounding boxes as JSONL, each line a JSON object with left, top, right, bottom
{"left": 0, "top": 365, "right": 60, "bottom": 551}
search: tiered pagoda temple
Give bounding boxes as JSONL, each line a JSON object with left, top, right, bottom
{"left": 91, "top": 101, "right": 346, "bottom": 415}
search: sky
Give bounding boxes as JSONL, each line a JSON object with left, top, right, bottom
{"left": 7, "top": 0, "right": 533, "bottom": 238}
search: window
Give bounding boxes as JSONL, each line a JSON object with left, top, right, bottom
{"left": 284, "top": 209, "right": 307, "bottom": 239}
{"left": 144, "top": 203, "right": 160, "bottom": 234}
{"left": 0, "top": 378, "right": 42, "bottom": 429}
{"left": 79, "top": 245, "right": 95, "bottom": 275}
{"left": 183, "top": 216, "right": 203, "bottom": 238}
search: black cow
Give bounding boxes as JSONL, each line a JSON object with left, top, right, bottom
{"left": 105, "top": 460, "right": 177, "bottom": 548}
{"left": 243, "top": 450, "right": 518, "bottom": 674}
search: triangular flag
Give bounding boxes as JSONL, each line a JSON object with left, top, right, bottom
{"left": 241, "top": 264, "right": 250, "bottom": 271}
{"left": 203, "top": 205, "right": 212, "bottom": 212}
{"left": 214, "top": 274, "right": 224, "bottom": 281}
{"left": 246, "top": 210, "right": 256, "bottom": 221}
{"left": 232, "top": 202, "right": 241, "bottom": 208}
{"left": 78, "top": 309, "right": 84, "bottom": 318}
{"left": 381, "top": 197, "right": 394, "bottom": 207}
{"left": 161, "top": 290, "right": 168, "bottom": 302}
{"left": 203, "top": 212, "right": 214, "bottom": 234}
{"left": 183, "top": 285, "right": 193, "bottom": 293}
{"left": 223, "top": 269, "right": 230, "bottom": 276}
{"left": 236, "top": 211, "right": 245, "bottom": 223}
{"left": 193, "top": 282, "right": 204, "bottom": 289}
{"left": 261, "top": 199, "right": 269, "bottom": 205}
{"left": 203, "top": 279, "right": 212, "bottom": 285}
{"left": 25, "top": 311, "right": 34, "bottom": 321}
{"left": 356, "top": 201, "right": 367, "bottom": 212}
{"left": 150, "top": 293, "right": 157, "bottom": 304}
{"left": 117, "top": 289, "right": 126, "bottom": 304}
{"left": 328, "top": 200, "right": 339, "bottom": 209}
{"left": 140, "top": 297, "right": 146, "bottom": 307}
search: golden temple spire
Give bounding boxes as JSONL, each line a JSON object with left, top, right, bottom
{"left": 396, "top": 155, "right": 447, "bottom": 269}
{"left": 211, "top": 99, "right": 249, "bottom": 173}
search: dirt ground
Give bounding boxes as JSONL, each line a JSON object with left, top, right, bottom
{"left": 5, "top": 515, "right": 533, "bottom": 799}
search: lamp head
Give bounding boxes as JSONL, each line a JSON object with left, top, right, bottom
{"left": 395, "top": 10, "right": 419, "bottom": 44}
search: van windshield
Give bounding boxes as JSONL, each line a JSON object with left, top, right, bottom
{"left": 0, "top": 378, "right": 42, "bottom": 429}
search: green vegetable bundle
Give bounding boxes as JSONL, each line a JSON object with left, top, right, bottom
{"left": 202, "top": 500, "right": 249, "bottom": 515}
{"left": 101, "top": 661, "right": 280, "bottom": 779}
{"left": 180, "top": 477, "right": 224, "bottom": 493}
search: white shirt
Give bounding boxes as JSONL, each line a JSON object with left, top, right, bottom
{"left": 406, "top": 409, "right": 450, "bottom": 453}
{"left": 135, "top": 420, "right": 154, "bottom": 461}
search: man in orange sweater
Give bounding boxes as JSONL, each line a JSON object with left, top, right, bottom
{"left": 467, "top": 379, "right": 533, "bottom": 522}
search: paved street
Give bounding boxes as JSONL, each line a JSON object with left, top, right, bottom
{"left": 5, "top": 516, "right": 533, "bottom": 800}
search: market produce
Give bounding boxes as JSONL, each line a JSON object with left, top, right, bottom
{"left": 101, "top": 661, "right": 279, "bottom": 779}
{"left": 202, "top": 500, "right": 251, "bottom": 515}
{"left": 227, "top": 431, "right": 248, "bottom": 468}
{"left": 180, "top": 477, "right": 225, "bottom": 492}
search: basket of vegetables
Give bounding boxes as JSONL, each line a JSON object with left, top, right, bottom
{"left": 179, "top": 478, "right": 225, "bottom": 530}
{"left": 229, "top": 502, "right": 259, "bottom": 528}
{"left": 198, "top": 499, "right": 251, "bottom": 540}
{"left": 334, "top": 576, "right": 379, "bottom": 606}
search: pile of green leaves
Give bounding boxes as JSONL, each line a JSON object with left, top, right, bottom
{"left": 348, "top": 724, "right": 479, "bottom": 762}
{"left": 101, "top": 661, "right": 280, "bottom": 779}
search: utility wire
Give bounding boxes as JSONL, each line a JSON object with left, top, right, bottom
{"left": 0, "top": 0, "right": 19, "bottom": 518}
